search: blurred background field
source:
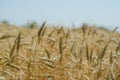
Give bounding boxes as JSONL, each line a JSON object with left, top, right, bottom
{"left": 0, "top": 22, "right": 120, "bottom": 80}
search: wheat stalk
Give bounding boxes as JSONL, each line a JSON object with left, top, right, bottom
{"left": 45, "top": 49, "right": 50, "bottom": 59}
{"left": 59, "top": 37, "right": 63, "bottom": 65}
{"left": 16, "top": 32, "right": 21, "bottom": 52}
{"left": 38, "top": 22, "right": 46, "bottom": 44}
{"left": 98, "top": 44, "right": 108, "bottom": 61}
{"left": 86, "top": 44, "right": 89, "bottom": 64}
{"left": 90, "top": 48, "right": 93, "bottom": 64}
{"left": 57, "top": 26, "right": 63, "bottom": 34}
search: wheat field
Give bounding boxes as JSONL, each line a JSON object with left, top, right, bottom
{"left": 0, "top": 22, "right": 120, "bottom": 80}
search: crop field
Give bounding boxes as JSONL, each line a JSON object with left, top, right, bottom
{"left": 0, "top": 22, "right": 120, "bottom": 80}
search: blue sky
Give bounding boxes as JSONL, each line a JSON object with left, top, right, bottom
{"left": 0, "top": 0, "right": 120, "bottom": 30}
